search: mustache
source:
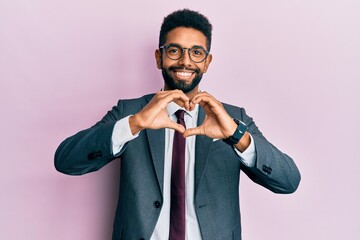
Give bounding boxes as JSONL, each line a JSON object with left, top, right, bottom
{"left": 168, "top": 66, "right": 200, "bottom": 74}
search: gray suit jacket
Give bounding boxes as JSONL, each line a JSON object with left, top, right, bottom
{"left": 55, "top": 93, "right": 301, "bottom": 240}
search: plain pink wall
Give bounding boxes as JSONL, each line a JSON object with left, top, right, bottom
{"left": 1, "top": 0, "right": 359, "bottom": 239}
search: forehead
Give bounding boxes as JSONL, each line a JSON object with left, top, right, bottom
{"left": 164, "top": 27, "right": 207, "bottom": 49}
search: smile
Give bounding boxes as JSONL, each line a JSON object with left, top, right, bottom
{"left": 174, "top": 71, "right": 194, "bottom": 79}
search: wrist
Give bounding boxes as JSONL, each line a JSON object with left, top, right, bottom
{"left": 129, "top": 114, "right": 145, "bottom": 135}
{"left": 224, "top": 119, "right": 238, "bottom": 138}
{"left": 223, "top": 118, "right": 248, "bottom": 147}
{"left": 234, "top": 131, "right": 251, "bottom": 152}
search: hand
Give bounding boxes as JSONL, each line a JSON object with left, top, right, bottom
{"left": 183, "top": 92, "right": 238, "bottom": 139}
{"left": 129, "top": 90, "right": 193, "bottom": 134}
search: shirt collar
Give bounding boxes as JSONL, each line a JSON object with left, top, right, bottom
{"left": 167, "top": 101, "right": 199, "bottom": 118}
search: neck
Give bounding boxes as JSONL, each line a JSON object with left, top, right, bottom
{"left": 184, "top": 87, "right": 199, "bottom": 99}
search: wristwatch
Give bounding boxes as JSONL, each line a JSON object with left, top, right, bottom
{"left": 223, "top": 118, "right": 248, "bottom": 145}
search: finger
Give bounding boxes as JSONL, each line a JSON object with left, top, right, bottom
{"left": 162, "top": 90, "right": 190, "bottom": 107}
{"left": 190, "top": 93, "right": 219, "bottom": 107}
{"left": 167, "top": 121, "right": 186, "bottom": 133}
{"left": 153, "top": 90, "right": 187, "bottom": 103}
{"left": 184, "top": 99, "right": 190, "bottom": 110}
{"left": 174, "top": 97, "right": 190, "bottom": 110}
{"left": 183, "top": 127, "right": 204, "bottom": 137}
{"left": 194, "top": 97, "right": 219, "bottom": 111}
{"left": 188, "top": 101, "right": 195, "bottom": 111}
{"left": 190, "top": 91, "right": 213, "bottom": 101}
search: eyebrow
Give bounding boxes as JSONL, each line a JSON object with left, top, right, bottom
{"left": 167, "top": 43, "right": 206, "bottom": 50}
{"left": 192, "top": 45, "right": 206, "bottom": 49}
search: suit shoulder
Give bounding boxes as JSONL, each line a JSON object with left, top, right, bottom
{"left": 222, "top": 102, "right": 244, "bottom": 115}
{"left": 117, "top": 93, "right": 155, "bottom": 106}
{"left": 108, "top": 93, "right": 155, "bottom": 117}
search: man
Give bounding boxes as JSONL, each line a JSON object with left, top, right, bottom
{"left": 55, "top": 9, "right": 301, "bottom": 240}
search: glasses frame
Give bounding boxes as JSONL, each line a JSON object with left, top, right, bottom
{"left": 159, "top": 43, "right": 210, "bottom": 63}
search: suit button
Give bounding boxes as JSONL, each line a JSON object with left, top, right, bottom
{"left": 262, "top": 165, "right": 272, "bottom": 174}
{"left": 153, "top": 201, "right": 161, "bottom": 208}
{"left": 87, "top": 151, "right": 102, "bottom": 160}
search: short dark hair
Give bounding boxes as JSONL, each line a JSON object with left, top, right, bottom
{"left": 159, "top": 9, "right": 213, "bottom": 51}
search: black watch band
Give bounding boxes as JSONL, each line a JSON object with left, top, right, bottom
{"left": 223, "top": 118, "right": 248, "bottom": 145}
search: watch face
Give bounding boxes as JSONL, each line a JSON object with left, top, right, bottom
{"left": 223, "top": 118, "right": 248, "bottom": 145}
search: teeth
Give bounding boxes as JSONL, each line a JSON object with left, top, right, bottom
{"left": 175, "top": 71, "right": 192, "bottom": 77}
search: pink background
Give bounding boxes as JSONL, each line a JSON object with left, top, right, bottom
{"left": 1, "top": 0, "right": 359, "bottom": 239}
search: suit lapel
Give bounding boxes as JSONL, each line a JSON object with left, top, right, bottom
{"left": 146, "top": 128, "right": 165, "bottom": 194}
{"left": 194, "top": 107, "right": 213, "bottom": 197}
{"left": 142, "top": 94, "right": 165, "bottom": 194}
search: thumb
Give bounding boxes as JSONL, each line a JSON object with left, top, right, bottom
{"left": 183, "top": 127, "right": 204, "bottom": 137}
{"left": 167, "top": 122, "right": 186, "bottom": 133}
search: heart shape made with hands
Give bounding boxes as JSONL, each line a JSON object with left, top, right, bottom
{"left": 168, "top": 92, "right": 237, "bottom": 140}
{"left": 131, "top": 90, "right": 237, "bottom": 140}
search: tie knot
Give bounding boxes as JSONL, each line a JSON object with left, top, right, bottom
{"left": 175, "top": 110, "right": 186, "bottom": 127}
{"left": 175, "top": 109, "right": 185, "bottom": 121}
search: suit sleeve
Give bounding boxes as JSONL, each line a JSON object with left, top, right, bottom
{"left": 239, "top": 108, "right": 301, "bottom": 194}
{"left": 54, "top": 100, "right": 126, "bottom": 175}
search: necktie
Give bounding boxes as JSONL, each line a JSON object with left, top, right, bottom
{"left": 169, "top": 110, "right": 186, "bottom": 240}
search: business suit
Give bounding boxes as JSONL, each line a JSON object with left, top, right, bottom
{"left": 55, "top": 93, "right": 301, "bottom": 240}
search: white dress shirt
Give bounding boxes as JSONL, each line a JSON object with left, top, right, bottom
{"left": 111, "top": 102, "right": 256, "bottom": 239}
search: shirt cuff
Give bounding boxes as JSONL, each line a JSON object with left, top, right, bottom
{"left": 233, "top": 134, "right": 256, "bottom": 167}
{"left": 111, "top": 115, "right": 140, "bottom": 155}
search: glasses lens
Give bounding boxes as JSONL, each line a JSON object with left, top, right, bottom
{"left": 163, "top": 45, "right": 208, "bottom": 63}
{"left": 189, "top": 47, "right": 207, "bottom": 63}
{"left": 165, "top": 45, "right": 183, "bottom": 60}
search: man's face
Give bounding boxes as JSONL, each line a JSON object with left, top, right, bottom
{"left": 155, "top": 27, "right": 212, "bottom": 96}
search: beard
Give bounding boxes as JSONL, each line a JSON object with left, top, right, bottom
{"left": 162, "top": 66, "right": 203, "bottom": 93}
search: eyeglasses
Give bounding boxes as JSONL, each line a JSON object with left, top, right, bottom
{"left": 159, "top": 44, "right": 209, "bottom": 63}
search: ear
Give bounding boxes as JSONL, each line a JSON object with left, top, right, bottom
{"left": 203, "top": 54, "right": 213, "bottom": 73}
{"left": 155, "top": 49, "right": 162, "bottom": 69}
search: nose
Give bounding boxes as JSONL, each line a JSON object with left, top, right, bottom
{"left": 178, "top": 48, "right": 192, "bottom": 67}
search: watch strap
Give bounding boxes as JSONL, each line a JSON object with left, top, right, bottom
{"left": 223, "top": 118, "right": 248, "bottom": 145}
